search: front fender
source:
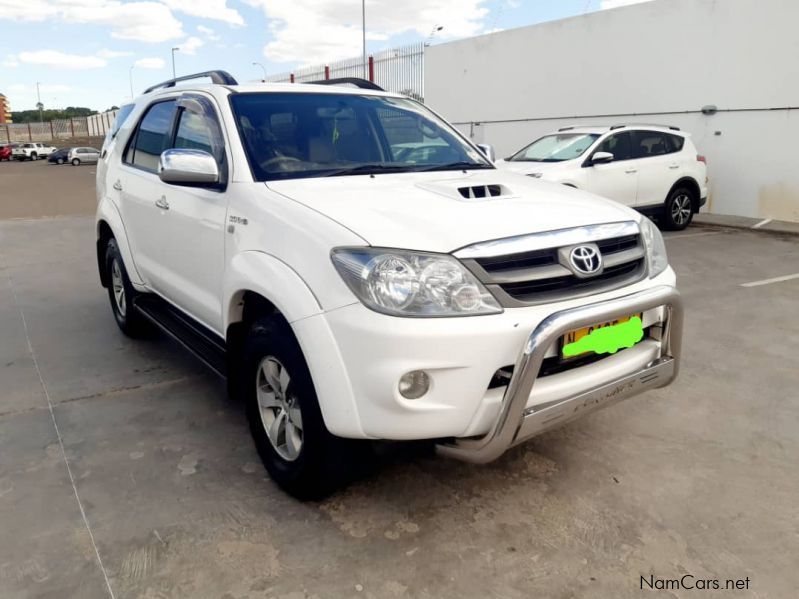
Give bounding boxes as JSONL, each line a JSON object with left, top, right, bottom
{"left": 95, "top": 196, "right": 143, "bottom": 286}
{"left": 223, "top": 251, "right": 324, "bottom": 329}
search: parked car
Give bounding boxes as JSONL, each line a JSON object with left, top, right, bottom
{"left": 0, "top": 143, "right": 17, "bottom": 161}
{"left": 69, "top": 147, "right": 100, "bottom": 166}
{"left": 12, "top": 142, "right": 57, "bottom": 161}
{"left": 96, "top": 71, "right": 683, "bottom": 499}
{"left": 495, "top": 125, "right": 708, "bottom": 230}
{"left": 48, "top": 147, "right": 71, "bottom": 165}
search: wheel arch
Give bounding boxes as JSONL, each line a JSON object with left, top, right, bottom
{"left": 667, "top": 177, "right": 701, "bottom": 211}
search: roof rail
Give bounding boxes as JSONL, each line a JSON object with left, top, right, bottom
{"left": 144, "top": 70, "right": 238, "bottom": 94}
{"left": 610, "top": 123, "right": 681, "bottom": 131}
{"left": 308, "top": 77, "right": 384, "bottom": 91}
{"left": 558, "top": 126, "right": 574, "bottom": 131}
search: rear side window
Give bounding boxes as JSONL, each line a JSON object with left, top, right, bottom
{"left": 594, "top": 131, "right": 633, "bottom": 161}
{"left": 665, "top": 133, "right": 685, "bottom": 153}
{"left": 631, "top": 130, "right": 670, "bottom": 158}
{"left": 125, "top": 100, "right": 176, "bottom": 172}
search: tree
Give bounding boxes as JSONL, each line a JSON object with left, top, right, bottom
{"left": 10, "top": 106, "right": 96, "bottom": 123}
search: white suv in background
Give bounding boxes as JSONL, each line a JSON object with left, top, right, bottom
{"left": 96, "top": 72, "right": 683, "bottom": 499}
{"left": 496, "top": 125, "right": 708, "bottom": 230}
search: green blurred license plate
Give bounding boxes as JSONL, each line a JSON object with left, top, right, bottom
{"left": 561, "top": 313, "right": 643, "bottom": 358}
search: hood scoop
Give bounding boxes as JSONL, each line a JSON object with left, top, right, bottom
{"left": 416, "top": 180, "right": 517, "bottom": 202}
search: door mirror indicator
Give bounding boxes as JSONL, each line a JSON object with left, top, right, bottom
{"left": 158, "top": 149, "right": 219, "bottom": 186}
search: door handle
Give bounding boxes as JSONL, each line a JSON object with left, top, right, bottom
{"left": 668, "top": 164, "right": 680, "bottom": 169}
{"left": 625, "top": 169, "right": 637, "bottom": 174}
{"left": 112, "top": 180, "right": 122, "bottom": 191}
{"left": 155, "top": 196, "right": 170, "bottom": 210}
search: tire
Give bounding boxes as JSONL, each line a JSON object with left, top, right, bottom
{"left": 243, "top": 317, "right": 362, "bottom": 500}
{"left": 72, "top": 158, "right": 80, "bottom": 166}
{"left": 56, "top": 158, "right": 64, "bottom": 165}
{"left": 30, "top": 153, "right": 38, "bottom": 161}
{"left": 104, "top": 239, "right": 152, "bottom": 338}
{"left": 662, "top": 187, "right": 695, "bottom": 231}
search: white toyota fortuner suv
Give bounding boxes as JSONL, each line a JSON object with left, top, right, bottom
{"left": 496, "top": 125, "right": 708, "bottom": 231}
{"left": 96, "top": 71, "right": 683, "bottom": 499}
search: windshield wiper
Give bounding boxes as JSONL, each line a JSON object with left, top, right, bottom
{"left": 416, "top": 161, "right": 494, "bottom": 172}
{"left": 321, "top": 164, "right": 414, "bottom": 177}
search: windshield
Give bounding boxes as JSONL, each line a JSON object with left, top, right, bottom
{"left": 230, "top": 92, "right": 492, "bottom": 181}
{"left": 509, "top": 133, "right": 599, "bottom": 163}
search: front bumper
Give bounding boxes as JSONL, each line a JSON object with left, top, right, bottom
{"left": 436, "top": 284, "right": 683, "bottom": 463}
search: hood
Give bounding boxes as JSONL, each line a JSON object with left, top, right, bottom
{"left": 267, "top": 170, "right": 637, "bottom": 253}
{"left": 495, "top": 159, "right": 573, "bottom": 178}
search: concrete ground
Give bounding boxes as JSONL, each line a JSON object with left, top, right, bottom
{"left": 1, "top": 164, "right": 798, "bottom": 599}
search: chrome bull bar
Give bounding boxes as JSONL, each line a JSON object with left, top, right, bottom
{"left": 436, "top": 285, "right": 683, "bottom": 464}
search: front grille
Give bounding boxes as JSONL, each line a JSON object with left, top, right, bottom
{"left": 459, "top": 225, "right": 647, "bottom": 307}
{"left": 499, "top": 258, "right": 643, "bottom": 299}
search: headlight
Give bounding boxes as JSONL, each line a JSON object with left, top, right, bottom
{"left": 331, "top": 248, "right": 503, "bottom": 317}
{"left": 640, "top": 217, "right": 668, "bottom": 278}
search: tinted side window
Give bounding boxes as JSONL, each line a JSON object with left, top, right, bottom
{"left": 594, "top": 132, "right": 632, "bottom": 161}
{"left": 126, "top": 101, "right": 176, "bottom": 172}
{"left": 632, "top": 131, "right": 669, "bottom": 158}
{"left": 174, "top": 110, "right": 224, "bottom": 163}
{"left": 665, "top": 133, "right": 685, "bottom": 153}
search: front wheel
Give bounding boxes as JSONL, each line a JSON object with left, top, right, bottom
{"left": 30, "top": 153, "right": 38, "bottom": 161}
{"left": 104, "top": 239, "right": 152, "bottom": 337}
{"left": 72, "top": 158, "right": 80, "bottom": 166}
{"left": 243, "top": 317, "right": 362, "bottom": 500}
{"left": 56, "top": 158, "right": 64, "bottom": 165}
{"left": 662, "top": 187, "right": 695, "bottom": 231}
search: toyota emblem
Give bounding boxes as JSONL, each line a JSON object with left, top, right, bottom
{"left": 569, "top": 245, "right": 602, "bottom": 275}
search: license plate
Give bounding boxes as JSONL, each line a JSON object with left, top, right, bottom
{"left": 561, "top": 313, "right": 643, "bottom": 358}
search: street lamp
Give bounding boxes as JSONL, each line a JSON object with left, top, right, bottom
{"left": 425, "top": 25, "right": 444, "bottom": 46}
{"left": 129, "top": 65, "right": 135, "bottom": 99}
{"left": 252, "top": 62, "right": 267, "bottom": 82}
{"left": 36, "top": 82, "right": 43, "bottom": 123}
{"left": 362, "top": 0, "right": 367, "bottom": 78}
{"left": 171, "top": 47, "right": 180, "bottom": 78}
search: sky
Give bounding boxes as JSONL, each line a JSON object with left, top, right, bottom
{"left": 0, "top": 0, "right": 652, "bottom": 112}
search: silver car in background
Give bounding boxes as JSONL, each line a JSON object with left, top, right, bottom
{"left": 69, "top": 147, "right": 100, "bottom": 166}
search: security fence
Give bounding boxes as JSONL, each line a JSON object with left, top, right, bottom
{"left": 0, "top": 108, "right": 119, "bottom": 144}
{"left": 266, "top": 42, "right": 425, "bottom": 102}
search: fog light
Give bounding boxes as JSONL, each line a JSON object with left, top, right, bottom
{"left": 398, "top": 370, "right": 430, "bottom": 399}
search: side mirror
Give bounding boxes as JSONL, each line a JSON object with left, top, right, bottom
{"left": 158, "top": 149, "right": 219, "bottom": 186}
{"left": 590, "top": 151, "right": 614, "bottom": 165}
{"left": 476, "top": 143, "right": 496, "bottom": 162}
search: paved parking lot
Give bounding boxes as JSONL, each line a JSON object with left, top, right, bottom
{"left": 1, "top": 166, "right": 798, "bottom": 598}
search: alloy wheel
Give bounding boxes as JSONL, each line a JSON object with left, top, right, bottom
{"left": 256, "top": 356, "right": 303, "bottom": 461}
{"left": 671, "top": 194, "right": 692, "bottom": 226}
{"left": 111, "top": 259, "right": 126, "bottom": 317}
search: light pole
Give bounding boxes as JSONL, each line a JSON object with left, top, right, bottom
{"left": 171, "top": 47, "right": 180, "bottom": 78}
{"left": 252, "top": 62, "right": 267, "bottom": 82}
{"left": 129, "top": 65, "right": 135, "bottom": 99}
{"left": 36, "top": 82, "right": 43, "bottom": 122}
{"left": 362, "top": 0, "right": 367, "bottom": 78}
{"left": 425, "top": 25, "right": 444, "bottom": 46}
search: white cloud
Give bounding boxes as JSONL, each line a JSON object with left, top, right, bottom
{"left": 1, "top": 55, "right": 19, "bottom": 68}
{"left": 97, "top": 49, "right": 133, "bottom": 59}
{"left": 18, "top": 50, "right": 107, "bottom": 69}
{"left": 245, "top": 0, "right": 489, "bottom": 65}
{"left": 134, "top": 57, "right": 166, "bottom": 69}
{"left": 600, "top": 0, "right": 653, "bottom": 8}
{"left": 0, "top": 0, "right": 184, "bottom": 43}
{"left": 179, "top": 36, "right": 204, "bottom": 55}
{"left": 197, "top": 25, "right": 221, "bottom": 41}
{"left": 162, "top": 0, "right": 243, "bottom": 26}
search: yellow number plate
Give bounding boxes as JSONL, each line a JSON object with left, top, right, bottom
{"left": 561, "top": 313, "right": 643, "bottom": 358}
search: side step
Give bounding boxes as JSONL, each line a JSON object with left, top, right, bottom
{"left": 133, "top": 294, "right": 227, "bottom": 378}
